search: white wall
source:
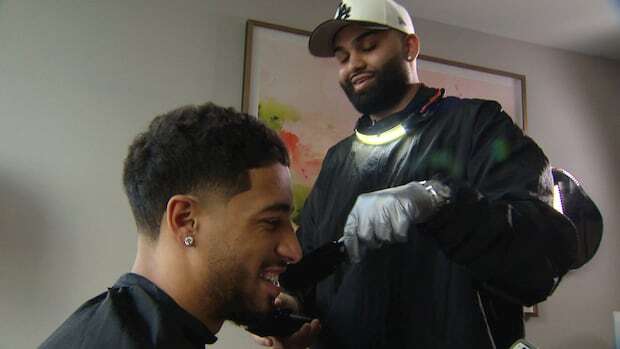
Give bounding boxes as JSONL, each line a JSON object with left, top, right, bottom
{"left": 0, "top": 1, "right": 617, "bottom": 348}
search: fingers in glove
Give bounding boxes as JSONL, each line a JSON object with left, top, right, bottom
{"left": 388, "top": 199, "right": 412, "bottom": 243}
{"left": 344, "top": 213, "right": 362, "bottom": 263}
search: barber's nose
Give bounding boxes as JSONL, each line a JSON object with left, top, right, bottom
{"left": 348, "top": 51, "right": 366, "bottom": 71}
{"left": 277, "top": 224, "right": 302, "bottom": 264}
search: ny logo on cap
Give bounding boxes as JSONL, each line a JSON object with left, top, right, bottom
{"left": 336, "top": 2, "right": 351, "bottom": 20}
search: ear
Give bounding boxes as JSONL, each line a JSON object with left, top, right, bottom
{"left": 402, "top": 34, "right": 420, "bottom": 61}
{"left": 164, "top": 195, "right": 199, "bottom": 247}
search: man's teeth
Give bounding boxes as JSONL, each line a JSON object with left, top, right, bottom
{"left": 352, "top": 74, "right": 372, "bottom": 85}
{"left": 261, "top": 273, "right": 280, "bottom": 287}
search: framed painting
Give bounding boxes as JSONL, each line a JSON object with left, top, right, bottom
{"left": 242, "top": 19, "right": 528, "bottom": 222}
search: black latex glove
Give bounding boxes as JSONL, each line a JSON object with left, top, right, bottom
{"left": 422, "top": 181, "right": 513, "bottom": 281}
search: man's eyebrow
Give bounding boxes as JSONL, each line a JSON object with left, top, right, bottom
{"left": 256, "top": 202, "right": 292, "bottom": 215}
{"left": 333, "top": 29, "right": 384, "bottom": 54}
{"left": 353, "top": 30, "right": 384, "bottom": 44}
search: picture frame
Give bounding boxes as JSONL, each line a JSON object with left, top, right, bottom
{"left": 242, "top": 18, "right": 536, "bottom": 317}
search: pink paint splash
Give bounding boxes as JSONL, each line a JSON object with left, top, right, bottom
{"left": 279, "top": 129, "right": 322, "bottom": 184}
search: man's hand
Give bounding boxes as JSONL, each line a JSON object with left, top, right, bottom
{"left": 343, "top": 180, "right": 450, "bottom": 263}
{"left": 251, "top": 293, "right": 321, "bottom": 349}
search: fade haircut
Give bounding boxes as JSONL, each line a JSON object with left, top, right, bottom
{"left": 122, "top": 102, "right": 290, "bottom": 239}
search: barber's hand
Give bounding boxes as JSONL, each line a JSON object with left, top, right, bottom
{"left": 250, "top": 293, "right": 321, "bottom": 349}
{"left": 343, "top": 180, "right": 449, "bottom": 263}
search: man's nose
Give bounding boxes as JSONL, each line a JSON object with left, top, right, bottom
{"left": 277, "top": 224, "right": 303, "bottom": 264}
{"left": 347, "top": 51, "right": 366, "bottom": 72}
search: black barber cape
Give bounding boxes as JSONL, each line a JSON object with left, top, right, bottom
{"left": 297, "top": 85, "right": 576, "bottom": 349}
{"left": 40, "top": 273, "right": 217, "bottom": 349}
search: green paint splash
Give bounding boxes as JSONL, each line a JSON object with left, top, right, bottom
{"left": 258, "top": 98, "right": 300, "bottom": 131}
{"left": 292, "top": 183, "right": 311, "bottom": 225}
{"left": 257, "top": 99, "right": 307, "bottom": 223}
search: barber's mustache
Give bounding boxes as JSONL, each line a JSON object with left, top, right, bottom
{"left": 348, "top": 70, "right": 376, "bottom": 85}
{"left": 341, "top": 72, "right": 378, "bottom": 93}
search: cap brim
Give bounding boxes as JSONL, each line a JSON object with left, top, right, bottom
{"left": 308, "top": 19, "right": 388, "bottom": 57}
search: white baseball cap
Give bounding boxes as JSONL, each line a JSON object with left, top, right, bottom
{"left": 309, "top": 0, "right": 415, "bottom": 57}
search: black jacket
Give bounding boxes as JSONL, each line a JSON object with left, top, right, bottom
{"left": 40, "top": 273, "right": 217, "bottom": 349}
{"left": 297, "top": 85, "right": 577, "bottom": 349}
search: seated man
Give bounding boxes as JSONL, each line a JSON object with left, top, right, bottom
{"left": 40, "top": 102, "right": 320, "bottom": 348}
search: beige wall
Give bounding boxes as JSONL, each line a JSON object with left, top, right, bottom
{"left": 0, "top": 1, "right": 617, "bottom": 348}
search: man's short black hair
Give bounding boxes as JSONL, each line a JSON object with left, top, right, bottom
{"left": 122, "top": 102, "right": 290, "bottom": 238}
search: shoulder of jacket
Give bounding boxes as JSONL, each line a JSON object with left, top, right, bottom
{"left": 325, "top": 135, "right": 355, "bottom": 158}
{"left": 425, "top": 97, "right": 504, "bottom": 127}
{"left": 435, "top": 96, "right": 501, "bottom": 112}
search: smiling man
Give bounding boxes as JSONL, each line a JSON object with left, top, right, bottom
{"left": 40, "top": 103, "right": 320, "bottom": 348}
{"left": 257, "top": 1, "right": 578, "bottom": 349}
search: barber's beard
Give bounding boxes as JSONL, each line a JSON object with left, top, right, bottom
{"left": 340, "top": 55, "right": 410, "bottom": 115}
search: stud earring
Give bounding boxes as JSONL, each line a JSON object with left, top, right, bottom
{"left": 407, "top": 55, "right": 413, "bottom": 61}
{"left": 184, "top": 236, "right": 194, "bottom": 247}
